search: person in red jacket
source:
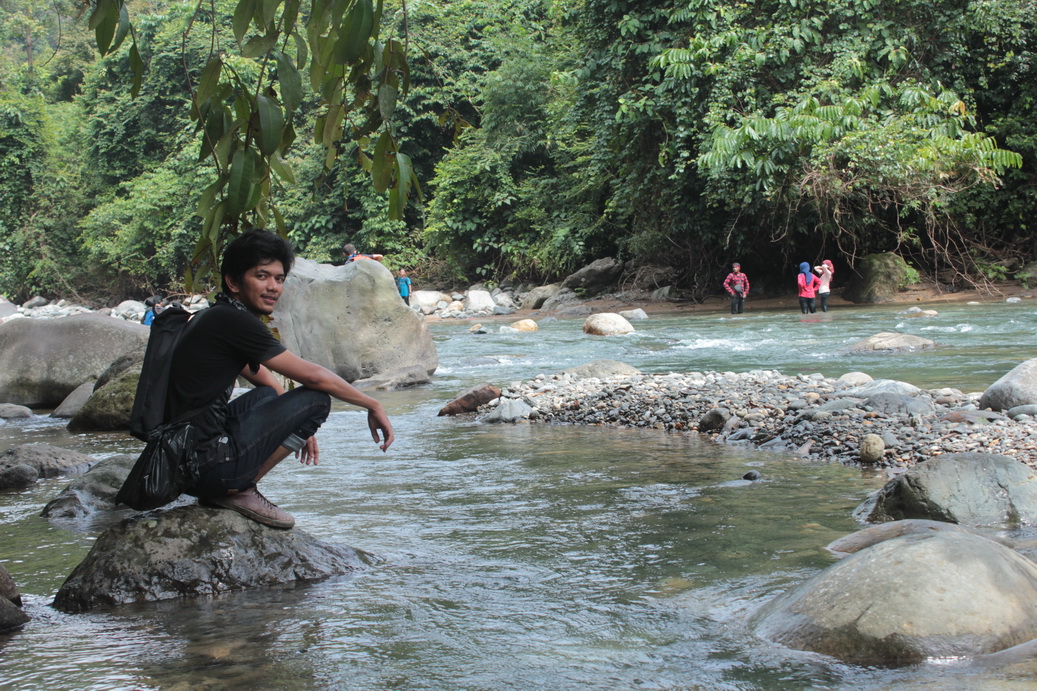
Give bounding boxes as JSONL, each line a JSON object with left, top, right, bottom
{"left": 797, "top": 261, "right": 822, "bottom": 314}
{"left": 723, "top": 263, "right": 750, "bottom": 314}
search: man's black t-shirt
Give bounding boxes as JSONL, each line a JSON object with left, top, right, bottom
{"left": 166, "top": 302, "right": 286, "bottom": 454}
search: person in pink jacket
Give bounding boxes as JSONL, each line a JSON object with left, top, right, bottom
{"left": 797, "top": 262, "right": 821, "bottom": 314}
{"left": 723, "top": 262, "right": 750, "bottom": 314}
{"left": 813, "top": 259, "right": 834, "bottom": 312}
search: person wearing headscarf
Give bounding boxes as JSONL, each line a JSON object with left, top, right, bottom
{"left": 814, "top": 259, "right": 834, "bottom": 312}
{"left": 797, "top": 262, "right": 821, "bottom": 314}
{"left": 723, "top": 262, "right": 750, "bottom": 314}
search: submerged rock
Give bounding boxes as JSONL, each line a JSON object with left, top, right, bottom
{"left": 843, "top": 332, "right": 935, "bottom": 353}
{"left": 53, "top": 505, "right": 372, "bottom": 612}
{"left": 753, "top": 531, "right": 1037, "bottom": 665}
{"left": 855, "top": 453, "right": 1037, "bottom": 527}
{"left": 825, "top": 519, "right": 973, "bottom": 558}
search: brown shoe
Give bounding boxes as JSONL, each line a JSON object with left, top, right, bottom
{"left": 200, "top": 487, "right": 295, "bottom": 529}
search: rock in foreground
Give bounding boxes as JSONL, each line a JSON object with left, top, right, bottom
{"left": 980, "top": 357, "right": 1037, "bottom": 412}
{"left": 53, "top": 505, "right": 372, "bottom": 612}
{"left": 753, "top": 531, "right": 1037, "bottom": 665}
{"left": 855, "top": 453, "right": 1037, "bottom": 527}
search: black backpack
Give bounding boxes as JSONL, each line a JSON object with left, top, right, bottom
{"left": 118, "top": 305, "right": 209, "bottom": 510}
{"left": 128, "top": 304, "right": 201, "bottom": 441}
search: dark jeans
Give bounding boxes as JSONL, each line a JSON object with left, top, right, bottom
{"left": 189, "top": 386, "right": 331, "bottom": 496}
{"left": 730, "top": 294, "right": 744, "bottom": 314}
{"left": 402, "top": 294, "right": 410, "bottom": 305}
{"left": 818, "top": 291, "right": 829, "bottom": 312}
{"left": 799, "top": 297, "right": 816, "bottom": 314}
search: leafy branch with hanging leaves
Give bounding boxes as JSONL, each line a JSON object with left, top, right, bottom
{"left": 85, "top": 0, "right": 419, "bottom": 290}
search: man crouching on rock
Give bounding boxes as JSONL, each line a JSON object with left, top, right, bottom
{"left": 168, "top": 229, "right": 394, "bottom": 529}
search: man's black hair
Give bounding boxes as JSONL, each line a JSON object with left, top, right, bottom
{"left": 221, "top": 229, "right": 295, "bottom": 293}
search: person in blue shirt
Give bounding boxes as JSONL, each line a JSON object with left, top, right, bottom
{"left": 396, "top": 269, "right": 413, "bottom": 305}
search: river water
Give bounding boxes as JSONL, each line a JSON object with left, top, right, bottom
{"left": 2, "top": 300, "right": 1037, "bottom": 689}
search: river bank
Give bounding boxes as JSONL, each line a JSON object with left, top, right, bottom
{"left": 484, "top": 366, "right": 1037, "bottom": 476}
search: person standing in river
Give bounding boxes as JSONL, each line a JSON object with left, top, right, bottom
{"left": 167, "top": 230, "right": 394, "bottom": 529}
{"left": 814, "top": 259, "right": 834, "bottom": 312}
{"left": 797, "top": 261, "right": 821, "bottom": 314}
{"left": 723, "top": 262, "right": 750, "bottom": 314}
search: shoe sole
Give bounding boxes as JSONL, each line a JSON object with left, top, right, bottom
{"left": 198, "top": 496, "right": 295, "bottom": 529}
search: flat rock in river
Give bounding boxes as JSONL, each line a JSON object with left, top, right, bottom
{"left": 52, "top": 504, "right": 373, "bottom": 612}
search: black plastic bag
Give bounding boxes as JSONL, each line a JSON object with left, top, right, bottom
{"left": 115, "top": 422, "right": 199, "bottom": 511}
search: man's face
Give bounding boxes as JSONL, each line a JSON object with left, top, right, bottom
{"left": 733, "top": 266, "right": 741, "bottom": 273}
{"left": 227, "top": 259, "right": 286, "bottom": 315}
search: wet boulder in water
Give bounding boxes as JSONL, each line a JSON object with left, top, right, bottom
{"left": 582, "top": 313, "right": 635, "bottom": 336}
{"left": 0, "top": 563, "right": 28, "bottom": 633}
{"left": 0, "top": 443, "right": 94, "bottom": 479}
{"left": 854, "top": 453, "right": 1037, "bottom": 527}
{"left": 752, "top": 531, "right": 1037, "bottom": 665}
{"left": 52, "top": 504, "right": 372, "bottom": 613}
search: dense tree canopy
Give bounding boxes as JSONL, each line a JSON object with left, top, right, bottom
{"left": 0, "top": 0, "right": 1032, "bottom": 302}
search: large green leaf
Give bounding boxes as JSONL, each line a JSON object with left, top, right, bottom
{"left": 333, "top": 0, "right": 374, "bottom": 64}
{"left": 232, "top": 0, "right": 255, "bottom": 43}
{"left": 274, "top": 52, "right": 303, "bottom": 114}
{"left": 255, "top": 95, "right": 285, "bottom": 156}
{"left": 227, "top": 149, "right": 258, "bottom": 216}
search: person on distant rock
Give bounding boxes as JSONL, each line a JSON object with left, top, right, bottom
{"left": 396, "top": 268, "right": 413, "bottom": 306}
{"left": 168, "top": 230, "right": 394, "bottom": 529}
{"left": 141, "top": 295, "right": 162, "bottom": 326}
{"left": 797, "top": 261, "right": 822, "bottom": 314}
{"left": 814, "top": 259, "right": 834, "bottom": 312}
{"left": 723, "top": 263, "right": 750, "bottom": 314}
{"left": 343, "top": 243, "right": 383, "bottom": 263}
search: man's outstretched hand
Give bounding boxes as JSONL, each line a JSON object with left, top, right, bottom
{"left": 369, "top": 408, "right": 394, "bottom": 451}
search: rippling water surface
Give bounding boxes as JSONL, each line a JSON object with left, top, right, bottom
{"left": 2, "top": 300, "right": 1037, "bottom": 689}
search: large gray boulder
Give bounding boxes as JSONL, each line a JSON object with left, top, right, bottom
{"left": 0, "top": 313, "right": 148, "bottom": 407}
{"left": 0, "top": 443, "right": 95, "bottom": 479}
{"left": 560, "top": 257, "right": 623, "bottom": 297}
{"left": 980, "top": 358, "right": 1037, "bottom": 412}
{"left": 843, "top": 252, "right": 916, "bottom": 304}
{"left": 52, "top": 504, "right": 372, "bottom": 612}
{"left": 753, "top": 531, "right": 1037, "bottom": 665}
{"left": 41, "top": 454, "right": 137, "bottom": 520}
{"left": 271, "top": 258, "right": 437, "bottom": 383}
{"left": 855, "top": 453, "right": 1037, "bottom": 527}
